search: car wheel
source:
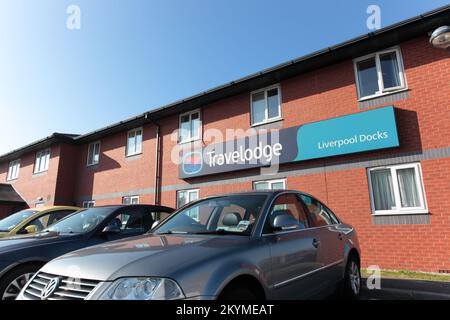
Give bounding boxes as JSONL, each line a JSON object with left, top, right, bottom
{"left": 343, "top": 255, "right": 361, "bottom": 299}
{"left": 0, "top": 265, "right": 40, "bottom": 300}
{"left": 218, "top": 286, "right": 259, "bottom": 300}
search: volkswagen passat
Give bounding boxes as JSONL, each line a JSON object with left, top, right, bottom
{"left": 18, "top": 191, "right": 361, "bottom": 300}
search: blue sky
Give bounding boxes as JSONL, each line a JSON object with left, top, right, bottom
{"left": 0, "top": 0, "right": 448, "bottom": 155}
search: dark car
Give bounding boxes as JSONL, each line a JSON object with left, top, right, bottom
{"left": 18, "top": 191, "right": 361, "bottom": 300}
{"left": 0, "top": 204, "right": 174, "bottom": 300}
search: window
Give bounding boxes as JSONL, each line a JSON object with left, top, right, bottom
{"left": 34, "top": 149, "right": 50, "bottom": 173}
{"left": 87, "top": 141, "right": 100, "bottom": 166}
{"left": 354, "top": 47, "right": 406, "bottom": 100}
{"left": 19, "top": 210, "right": 75, "bottom": 234}
{"left": 176, "top": 189, "right": 199, "bottom": 221}
{"left": 300, "top": 194, "right": 338, "bottom": 227}
{"left": 82, "top": 201, "right": 95, "bottom": 208}
{"left": 7, "top": 159, "right": 20, "bottom": 181}
{"left": 126, "top": 128, "right": 143, "bottom": 156}
{"left": 264, "top": 193, "right": 309, "bottom": 233}
{"left": 253, "top": 179, "right": 286, "bottom": 190}
{"left": 122, "top": 196, "right": 139, "bottom": 205}
{"left": 179, "top": 109, "right": 201, "bottom": 143}
{"left": 368, "top": 163, "right": 427, "bottom": 215}
{"left": 108, "top": 207, "right": 155, "bottom": 235}
{"left": 250, "top": 85, "right": 281, "bottom": 125}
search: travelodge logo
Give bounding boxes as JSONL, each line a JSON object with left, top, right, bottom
{"left": 182, "top": 152, "right": 203, "bottom": 175}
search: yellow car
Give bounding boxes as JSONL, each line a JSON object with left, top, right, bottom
{"left": 0, "top": 206, "right": 80, "bottom": 238}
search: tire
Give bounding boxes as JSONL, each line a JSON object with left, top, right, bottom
{"left": 342, "top": 254, "right": 361, "bottom": 299}
{"left": 218, "top": 285, "right": 260, "bottom": 300}
{"left": 0, "top": 264, "right": 41, "bottom": 301}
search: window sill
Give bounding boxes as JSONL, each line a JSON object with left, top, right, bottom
{"left": 33, "top": 171, "right": 48, "bottom": 177}
{"left": 358, "top": 88, "right": 409, "bottom": 102}
{"left": 86, "top": 162, "right": 99, "bottom": 167}
{"left": 251, "top": 117, "right": 284, "bottom": 128}
{"left": 125, "top": 152, "right": 142, "bottom": 158}
{"left": 372, "top": 209, "right": 429, "bottom": 216}
{"left": 6, "top": 178, "right": 18, "bottom": 182}
{"left": 178, "top": 138, "right": 201, "bottom": 146}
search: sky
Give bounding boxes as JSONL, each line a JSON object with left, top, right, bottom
{"left": 0, "top": 0, "right": 448, "bottom": 155}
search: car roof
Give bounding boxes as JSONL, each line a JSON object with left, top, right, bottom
{"left": 81, "top": 204, "right": 174, "bottom": 211}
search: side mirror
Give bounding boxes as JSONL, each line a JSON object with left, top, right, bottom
{"left": 101, "top": 224, "right": 121, "bottom": 235}
{"left": 271, "top": 214, "right": 300, "bottom": 231}
{"left": 25, "top": 225, "right": 38, "bottom": 234}
{"left": 151, "top": 220, "right": 160, "bottom": 230}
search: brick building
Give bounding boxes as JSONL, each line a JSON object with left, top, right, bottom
{"left": 0, "top": 6, "right": 449, "bottom": 272}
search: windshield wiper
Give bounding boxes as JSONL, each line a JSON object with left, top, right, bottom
{"left": 156, "top": 230, "right": 188, "bottom": 235}
{"left": 193, "top": 229, "right": 246, "bottom": 236}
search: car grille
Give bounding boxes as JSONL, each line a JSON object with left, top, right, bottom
{"left": 23, "top": 272, "right": 100, "bottom": 300}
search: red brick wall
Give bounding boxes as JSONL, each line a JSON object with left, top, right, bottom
{"left": 73, "top": 126, "right": 157, "bottom": 206}
{"left": 0, "top": 145, "right": 63, "bottom": 207}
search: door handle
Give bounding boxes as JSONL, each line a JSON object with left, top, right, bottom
{"left": 312, "top": 238, "right": 320, "bottom": 248}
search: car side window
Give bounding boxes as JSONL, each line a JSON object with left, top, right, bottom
{"left": 21, "top": 213, "right": 52, "bottom": 232}
{"left": 110, "top": 208, "right": 155, "bottom": 234}
{"left": 300, "top": 194, "right": 335, "bottom": 227}
{"left": 264, "top": 193, "right": 309, "bottom": 233}
{"left": 47, "top": 210, "right": 76, "bottom": 226}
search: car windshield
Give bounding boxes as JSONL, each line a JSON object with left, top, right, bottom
{"left": 45, "top": 207, "right": 115, "bottom": 234}
{"left": 155, "top": 195, "right": 268, "bottom": 235}
{"left": 0, "top": 209, "right": 39, "bottom": 232}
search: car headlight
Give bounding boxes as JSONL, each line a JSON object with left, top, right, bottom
{"left": 100, "top": 277, "right": 185, "bottom": 300}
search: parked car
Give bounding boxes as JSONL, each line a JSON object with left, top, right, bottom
{"left": 0, "top": 206, "right": 80, "bottom": 238}
{"left": 0, "top": 204, "right": 174, "bottom": 300}
{"left": 18, "top": 191, "right": 361, "bottom": 300}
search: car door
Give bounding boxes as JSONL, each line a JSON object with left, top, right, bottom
{"left": 299, "top": 194, "right": 345, "bottom": 296}
{"left": 265, "top": 193, "right": 322, "bottom": 299}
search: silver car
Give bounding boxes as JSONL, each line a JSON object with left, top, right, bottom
{"left": 17, "top": 191, "right": 361, "bottom": 300}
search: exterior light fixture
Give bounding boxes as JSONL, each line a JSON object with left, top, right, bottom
{"left": 429, "top": 25, "right": 450, "bottom": 49}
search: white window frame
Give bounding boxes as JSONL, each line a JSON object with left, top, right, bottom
{"left": 176, "top": 189, "right": 199, "bottom": 208}
{"left": 7, "top": 159, "right": 20, "bottom": 181}
{"left": 250, "top": 84, "right": 282, "bottom": 126}
{"left": 353, "top": 46, "right": 407, "bottom": 101}
{"left": 126, "top": 127, "right": 143, "bottom": 157}
{"left": 82, "top": 200, "right": 95, "bottom": 208}
{"left": 253, "top": 178, "right": 286, "bottom": 190}
{"left": 122, "top": 195, "right": 140, "bottom": 205}
{"left": 34, "top": 148, "right": 51, "bottom": 174}
{"left": 86, "top": 141, "right": 101, "bottom": 166}
{"left": 178, "top": 109, "right": 201, "bottom": 144}
{"left": 367, "top": 163, "right": 428, "bottom": 216}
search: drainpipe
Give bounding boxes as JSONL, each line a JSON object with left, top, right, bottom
{"left": 145, "top": 114, "right": 161, "bottom": 205}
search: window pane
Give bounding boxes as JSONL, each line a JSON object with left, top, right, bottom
{"left": 188, "top": 190, "right": 198, "bottom": 202}
{"left": 270, "top": 194, "right": 308, "bottom": 230}
{"left": 88, "top": 144, "right": 94, "bottom": 164}
{"left": 135, "top": 130, "right": 142, "bottom": 153}
{"left": 251, "top": 91, "right": 265, "bottom": 124}
{"left": 271, "top": 182, "right": 285, "bottom": 190}
{"left": 267, "top": 88, "right": 280, "bottom": 119}
{"left": 370, "top": 169, "right": 396, "bottom": 211}
{"left": 357, "top": 58, "right": 379, "bottom": 97}
{"left": 127, "top": 131, "right": 136, "bottom": 155}
{"left": 191, "top": 113, "right": 200, "bottom": 139}
{"left": 35, "top": 154, "right": 41, "bottom": 173}
{"left": 254, "top": 182, "right": 269, "bottom": 190}
{"left": 177, "top": 191, "right": 187, "bottom": 208}
{"left": 397, "top": 168, "right": 421, "bottom": 208}
{"left": 93, "top": 143, "right": 100, "bottom": 163}
{"left": 380, "top": 52, "right": 401, "bottom": 89}
{"left": 180, "top": 115, "right": 191, "bottom": 142}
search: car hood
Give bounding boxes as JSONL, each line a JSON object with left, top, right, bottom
{"left": 0, "top": 232, "right": 10, "bottom": 238}
{"left": 0, "top": 232, "right": 81, "bottom": 255}
{"left": 42, "top": 233, "right": 251, "bottom": 281}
